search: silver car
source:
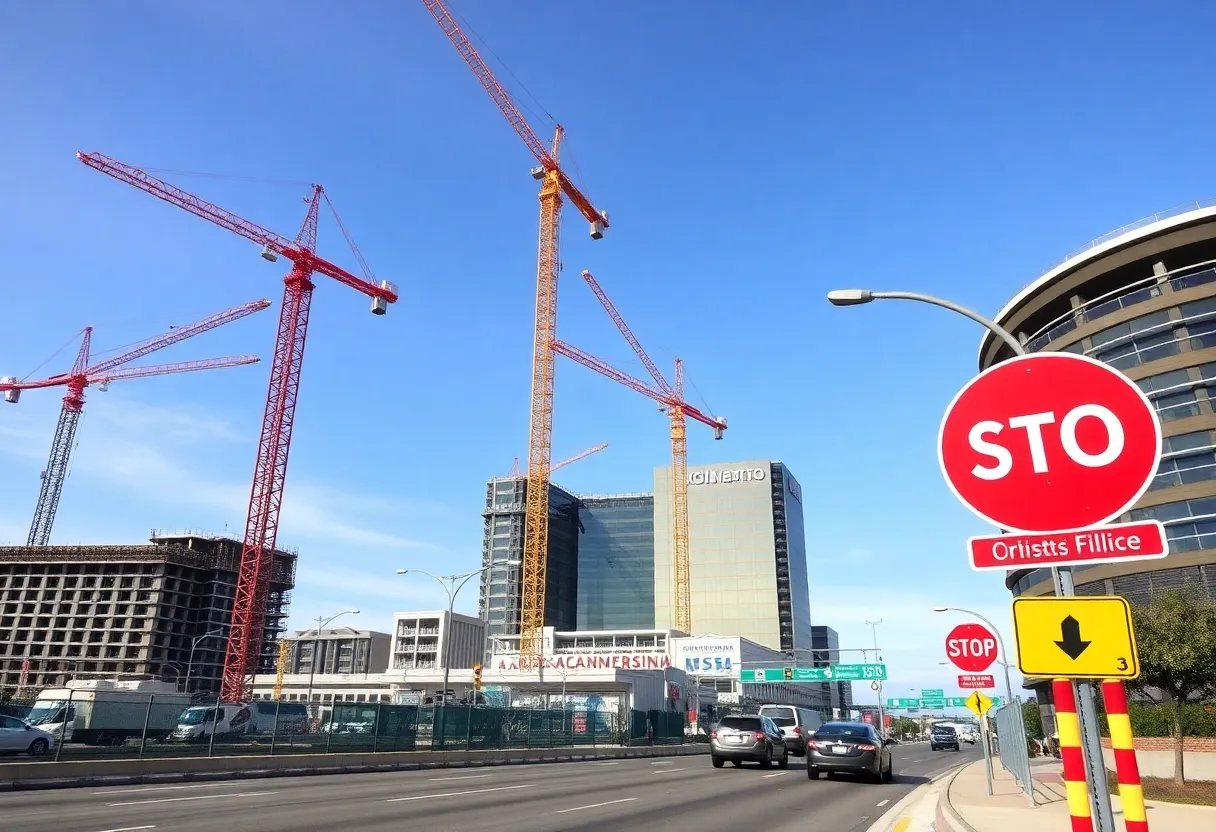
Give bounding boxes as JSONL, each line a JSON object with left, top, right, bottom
{"left": 710, "top": 714, "right": 789, "bottom": 768}
{"left": 0, "top": 714, "right": 58, "bottom": 756}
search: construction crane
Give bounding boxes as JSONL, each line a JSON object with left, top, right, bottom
{"left": 552, "top": 271, "right": 726, "bottom": 633}
{"left": 423, "top": 0, "right": 609, "bottom": 662}
{"left": 273, "top": 639, "right": 289, "bottom": 700}
{"left": 77, "top": 152, "right": 400, "bottom": 702}
{"left": 508, "top": 442, "right": 609, "bottom": 477}
{"left": 1, "top": 300, "right": 269, "bottom": 546}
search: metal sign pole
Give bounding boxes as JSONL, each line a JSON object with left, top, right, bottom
{"left": 981, "top": 718, "right": 994, "bottom": 796}
{"left": 1054, "top": 566, "right": 1116, "bottom": 832}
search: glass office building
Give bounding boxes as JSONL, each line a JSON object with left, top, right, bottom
{"left": 653, "top": 460, "right": 812, "bottom": 655}
{"left": 479, "top": 477, "right": 580, "bottom": 639}
{"left": 577, "top": 494, "right": 656, "bottom": 631}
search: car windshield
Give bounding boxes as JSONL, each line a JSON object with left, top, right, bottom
{"left": 178, "top": 708, "right": 214, "bottom": 725}
{"left": 718, "top": 716, "right": 761, "bottom": 731}
{"left": 762, "top": 707, "right": 796, "bottom": 726}
{"left": 816, "top": 723, "right": 869, "bottom": 739}
{"left": 933, "top": 727, "right": 957, "bottom": 735}
{"left": 24, "top": 701, "right": 68, "bottom": 725}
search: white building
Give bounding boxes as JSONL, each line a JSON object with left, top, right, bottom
{"left": 390, "top": 610, "right": 484, "bottom": 671}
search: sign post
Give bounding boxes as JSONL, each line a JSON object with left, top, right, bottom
{"left": 938, "top": 352, "right": 1163, "bottom": 832}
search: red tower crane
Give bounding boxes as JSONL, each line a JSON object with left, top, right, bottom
{"left": 1, "top": 299, "right": 269, "bottom": 546}
{"left": 77, "top": 152, "right": 400, "bottom": 701}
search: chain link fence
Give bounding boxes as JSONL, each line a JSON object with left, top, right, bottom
{"left": 990, "top": 698, "right": 1036, "bottom": 805}
{"left": 0, "top": 693, "right": 690, "bottom": 763}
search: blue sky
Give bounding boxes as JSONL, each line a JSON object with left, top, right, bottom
{"left": 2, "top": 1, "right": 1213, "bottom": 709}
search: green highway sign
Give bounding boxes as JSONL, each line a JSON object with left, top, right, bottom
{"left": 946, "top": 697, "right": 969, "bottom": 707}
{"left": 920, "top": 698, "right": 946, "bottom": 708}
{"left": 740, "top": 663, "right": 887, "bottom": 683}
{"left": 888, "top": 698, "right": 920, "bottom": 708}
{"left": 922, "top": 688, "right": 944, "bottom": 697}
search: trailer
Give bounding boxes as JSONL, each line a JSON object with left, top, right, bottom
{"left": 25, "top": 679, "right": 194, "bottom": 746}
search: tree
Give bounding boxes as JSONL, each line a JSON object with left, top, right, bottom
{"left": 1022, "top": 697, "right": 1043, "bottom": 739}
{"left": 1131, "top": 589, "right": 1216, "bottom": 784}
{"left": 889, "top": 716, "right": 920, "bottom": 738}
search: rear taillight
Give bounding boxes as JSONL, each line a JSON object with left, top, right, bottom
{"left": 710, "top": 730, "right": 718, "bottom": 740}
{"left": 858, "top": 743, "right": 876, "bottom": 751}
{"left": 754, "top": 731, "right": 766, "bottom": 741}
{"left": 792, "top": 726, "right": 801, "bottom": 736}
{"left": 806, "top": 740, "right": 819, "bottom": 750}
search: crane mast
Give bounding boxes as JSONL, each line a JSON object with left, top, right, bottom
{"left": 423, "top": 0, "right": 607, "bottom": 663}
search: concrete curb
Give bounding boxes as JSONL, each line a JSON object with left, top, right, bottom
{"left": 0, "top": 744, "right": 707, "bottom": 792}
{"left": 937, "top": 763, "right": 981, "bottom": 832}
{"left": 864, "top": 762, "right": 970, "bottom": 832}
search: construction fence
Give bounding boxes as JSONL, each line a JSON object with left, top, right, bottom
{"left": 0, "top": 695, "right": 690, "bottom": 763}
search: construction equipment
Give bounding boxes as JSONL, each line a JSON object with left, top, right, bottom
{"left": 552, "top": 271, "right": 726, "bottom": 633}
{"left": 273, "top": 639, "right": 289, "bottom": 700}
{"left": 508, "top": 442, "right": 609, "bottom": 477}
{"left": 423, "top": 0, "right": 609, "bottom": 663}
{"left": 77, "top": 152, "right": 399, "bottom": 702}
{"left": 1, "top": 299, "right": 269, "bottom": 546}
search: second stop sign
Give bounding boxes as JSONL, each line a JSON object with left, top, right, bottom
{"left": 945, "top": 623, "right": 999, "bottom": 673}
{"left": 938, "top": 353, "right": 1161, "bottom": 532}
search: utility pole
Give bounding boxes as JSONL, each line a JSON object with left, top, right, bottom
{"left": 865, "top": 619, "right": 886, "bottom": 736}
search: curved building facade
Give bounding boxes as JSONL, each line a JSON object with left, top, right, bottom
{"left": 979, "top": 202, "right": 1216, "bottom": 603}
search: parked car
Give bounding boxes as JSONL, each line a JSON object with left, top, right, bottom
{"left": 930, "top": 725, "right": 961, "bottom": 752}
{"left": 757, "top": 704, "right": 823, "bottom": 757}
{"left": 806, "top": 721, "right": 893, "bottom": 782}
{"left": 710, "top": 714, "right": 789, "bottom": 769}
{"left": 0, "top": 714, "right": 57, "bottom": 756}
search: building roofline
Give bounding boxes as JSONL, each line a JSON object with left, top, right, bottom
{"left": 980, "top": 202, "right": 1216, "bottom": 365}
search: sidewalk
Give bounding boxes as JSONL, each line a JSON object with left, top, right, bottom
{"left": 939, "top": 758, "right": 1216, "bottom": 831}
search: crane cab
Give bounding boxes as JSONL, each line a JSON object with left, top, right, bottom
{"left": 531, "top": 166, "right": 546, "bottom": 181}
{"left": 713, "top": 418, "right": 727, "bottom": 440}
{"left": 2, "top": 377, "right": 19, "bottom": 404}
{"left": 590, "top": 210, "right": 609, "bottom": 240}
{"left": 260, "top": 245, "right": 279, "bottom": 263}
{"left": 371, "top": 279, "right": 398, "bottom": 315}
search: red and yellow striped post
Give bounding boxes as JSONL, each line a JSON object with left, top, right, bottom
{"left": 1102, "top": 679, "right": 1148, "bottom": 832}
{"left": 1054, "top": 679, "right": 1094, "bottom": 832}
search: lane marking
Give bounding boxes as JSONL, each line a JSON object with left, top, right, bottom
{"left": 588, "top": 761, "right": 620, "bottom": 766}
{"left": 555, "top": 797, "right": 638, "bottom": 814}
{"left": 650, "top": 760, "right": 673, "bottom": 765}
{"left": 386, "top": 784, "right": 532, "bottom": 803}
{"left": 94, "top": 783, "right": 249, "bottom": 795}
{"left": 653, "top": 767, "right": 687, "bottom": 774}
{"left": 762, "top": 771, "right": 789, "bottom": 779}
{"left": 106, "top": 791, "right": 277, "bottom": 808}
{"left": 877, "top": 799, "right": 890, "bottom": 807}
{"left": 428, "top": 775, "right": 493, "bottom": 782}
{"left": 91, "top": 827, "right": 157, "bottom": 832}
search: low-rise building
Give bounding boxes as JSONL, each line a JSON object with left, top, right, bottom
{"left": 390, "top": 610, "right": 484, "bottom": 671}
{"left": 280, "top": 627, "right": 390, "bottom": 676}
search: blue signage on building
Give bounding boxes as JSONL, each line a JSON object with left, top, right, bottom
{"left": 685, "top": 656, "right": 734, "bottom": 673}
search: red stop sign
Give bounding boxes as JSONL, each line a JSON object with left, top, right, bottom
{"left": 945, "top": 623, "right": 999, "bottom": 672}
{"left": 938, "top": 353, "right": 1161, "bottom": 532}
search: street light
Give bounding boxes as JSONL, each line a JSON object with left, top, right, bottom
{"left": 307, "top": 610, "right": 360, "bottom": 703}
{"left": 185, "top": 628, "right": 224, "bottom": 693}
{"left": 395, "top": 567, "right": 490, "bottom": 704}
{"left": 933, "top": 607, "right": 1017, "bottom": 712}
{"left": 864, "top": 619, "right": 886, "bottom": 736}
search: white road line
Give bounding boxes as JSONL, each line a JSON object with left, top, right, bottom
{"left": 653, "top": 767, "right": 687, "bottom": 774}
{"left": 106, "top": 791, "right": 277, "bottom": 808}
{"left": 650, "top": 760, "right": 673, "bottom": 765}
{"left": 762, "top": 771, "right": 789, "bottom": 779}
{"left": 91, "top": 827, "right": 156, "bottom": 832}
{"left": 555, "top": 798, "right": 638, "bottom": 814}
{"left": 588, "top": 761, "right": 620, "bottom": 766}
{"left": 877, "top": 799, "right": 890, "bottom": 807}
{"left": 428, "top": 774, "right": 493, "bottom": 782}
{"left": 386, "top": 784, "right": 532, "bottom": 803}
{"left": 94, "top": 783, "right": 249, "bottom": 795}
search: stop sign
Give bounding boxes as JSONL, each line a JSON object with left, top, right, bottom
{"left": 945, "top": 623, "right": 999, "bottom": 672}
{"left": 938, "top": 353, "right": 1161, "bottom": 532}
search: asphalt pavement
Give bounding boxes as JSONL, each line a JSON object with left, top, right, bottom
{"left": 0, "top": 741, "right": 983, "bottom": 832}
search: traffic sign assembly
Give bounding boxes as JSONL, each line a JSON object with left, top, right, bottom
{"left": 1012, "top": 596, "right": 1139, "bottom": 679}
{"left": 968, "top": 520, "right": 1168, "bottom": 571}
{"left": 964, "top": 691, "right": 994, "bottom": 717}
{"left": 944, "top": 623, "right": 999, "bottom": 672}
{"left": 938, "top": 353, "right": 1162, "bottom": 532}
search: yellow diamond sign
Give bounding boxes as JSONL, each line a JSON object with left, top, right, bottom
{"left": 964, "top": 691, "right": 993, "bottom": 718}
{"left": 1012, "top": 596, "right": 1139, "bottom": 679}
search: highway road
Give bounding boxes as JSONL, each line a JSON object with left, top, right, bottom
{"left": 0, "top": 742, "right": 983, "bottom": 832}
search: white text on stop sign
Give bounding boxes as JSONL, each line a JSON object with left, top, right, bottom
{"left": 946, "top": 636, "right": 996, "bottom": 659}
{"left": 968, "top": 404, "right": 1125, "bottom": 481}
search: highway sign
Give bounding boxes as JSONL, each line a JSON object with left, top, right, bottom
{"left": 958, "top": 674, "right": 996, "bottom": 689}
{"left": 921, "top": 688, "right": 944, "bottom": 697}
{"left": 964, "top": 691, "right": 994, "bottom": 718}
{"left": 920, "top": 697, "right": 946, "bottom": 708}
{"left": 944, "top": 623, "right": 999, "bottom": 673}
{"left": 938, "top": 353, "right": 1162, "bottom": 532}
{"left": 1012, "top": 596, "right": 1139, "bottom": 679}
{"left": 741, "top": 663, "right": 887, "bottom": 683}
{"left": 831, "top": 663, "right": 887, "bottom": 680}
{"left": 888, "top": 698, "right": 920, "bottom": 708}
{"left": 968, "top": 520, "right": 1168, "bottom": 571}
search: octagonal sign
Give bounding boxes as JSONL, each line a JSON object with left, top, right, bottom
{"left": 938, "top": 353, "right": 1161, "bottom": 533}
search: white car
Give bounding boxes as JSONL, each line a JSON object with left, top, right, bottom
{"left": 0, "top": 714, "right": 58, "bottom": 756}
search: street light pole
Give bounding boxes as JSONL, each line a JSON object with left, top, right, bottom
{"left": 830, "top": 288, "right": 1111, "bottom": 828}
{"left": 307, "top": 610, "right": 360, "bottom": 704}
{"left": 865, "top": 619, "right": 885, "bottom": 735}
{"left": 396, "top": 567, "right": 490, "bottom": 702}
{"left": 185, "top": 629, "right": 223, "bottom": 694}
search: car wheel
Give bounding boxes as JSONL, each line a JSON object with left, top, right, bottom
{"left": 760, "top": 746, "right": 773, "bottom": 768}
{"left": 882, "top": 760, "right": 894, "bottom": 783}
{"left": 711, "top": 755, "right": 724, "bottom": 768}
{"left": 26, "top": 739, "right": 49, "bottom": 757}
{"left": 807, "top": 765, "right": 819, "bottom": 780}
{"left": 778, "top": 749, "right": 789, "bottom": 768}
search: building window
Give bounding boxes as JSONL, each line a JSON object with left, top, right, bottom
{"left": 1090, "top": 310, "right": 1179, "bottom": 370}
{"left": 1130, "top": 497, "right": 1216, "bottom": 552}
{"left": 1151, "top": 431, "right": 1216, "bottom": 491}
{"left": 1182, "top": 297, "right": 1216, "bottom": 351}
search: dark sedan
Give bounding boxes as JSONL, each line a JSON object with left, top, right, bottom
{"left": 806, "top": 721, "right": 893, "bottom": 782}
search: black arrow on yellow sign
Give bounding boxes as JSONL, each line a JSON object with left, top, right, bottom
{"left": 1054, "top": 615, "right": 1092, "bottom": 660}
